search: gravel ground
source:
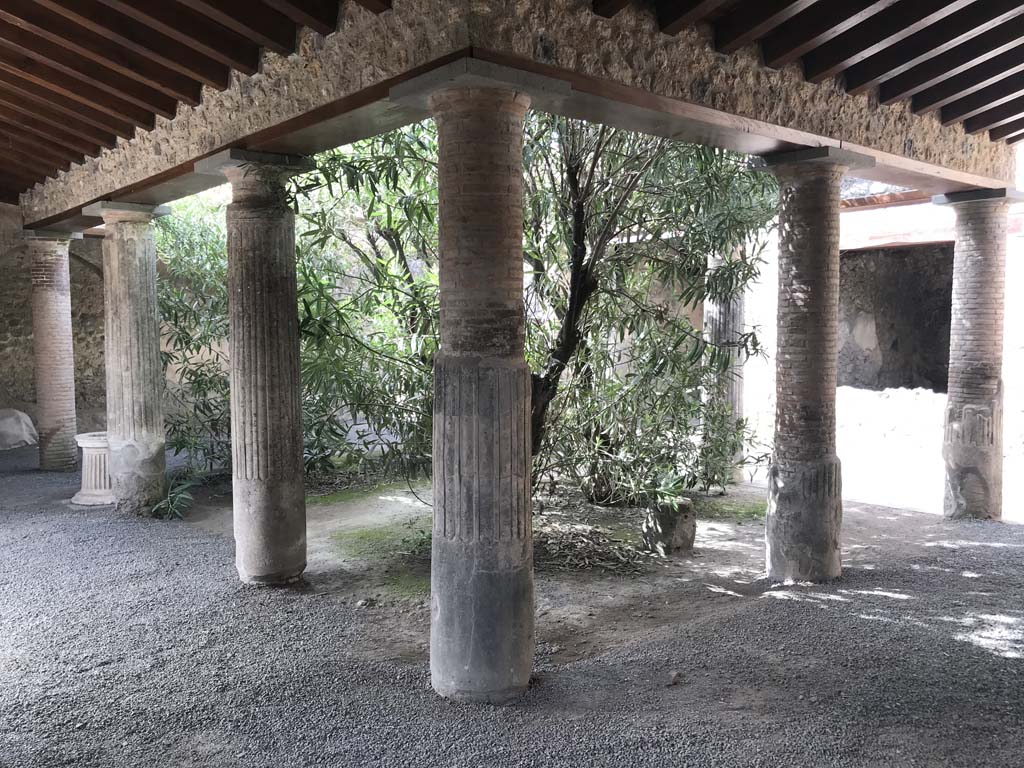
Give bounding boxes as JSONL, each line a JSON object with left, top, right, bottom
{"left": 3, "top": 446, "right": 1024, "bottom": 768}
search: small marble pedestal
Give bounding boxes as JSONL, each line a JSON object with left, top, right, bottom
{"left": 72, "top": 432, "right": 114, "bottom": 506}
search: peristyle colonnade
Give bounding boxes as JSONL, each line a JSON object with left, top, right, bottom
{"left": 20, "top": 84, "right": 1016, "bottom": 702}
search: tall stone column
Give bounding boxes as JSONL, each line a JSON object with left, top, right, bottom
{"left": 762, "top": 148, "right": 873, "bottom": 583}
{"left": 83, "top": 202, "right": 169, "bottom": 515}
{"left": 934, "top": 189, "right": 1016, "bottom": 520}
{"left": 25, "top": 230, "right": 80, "bottom": 471}
{"left": 705, "top": 253, "right": 746, "bottom": 481}
{"left": 429, "top": 88, "right": 533, "bottom": 703}
{"left": 196, "top": 149, "right": 313, "bottom": 585}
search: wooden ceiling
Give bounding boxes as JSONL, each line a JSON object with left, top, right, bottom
{"left": 596, "top": 0, "right": 1024, "bottom": 142}
{"left": 0, "top": 0, "right": 390, "bottom": 204}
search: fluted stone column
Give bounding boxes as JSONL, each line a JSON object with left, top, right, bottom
{"left": 196, "top": 149, "right": 313, "bottom": 585}
{"left": 762, "top": 148, "right": 874, "bottom": 583}
{"left": 25, "top": 230, "right": 80, "bottom": 471}
{"left": 429, "top": 88, "right": 533, "bottom": 703}
{"left": 934, "top": 189, "right": 1016, "bottom": 521}
{"left": 83, "top": 202, "right": 168, "bottom": 515}
{"left": 705, "top": 253, "right": 746, "bottom": 481}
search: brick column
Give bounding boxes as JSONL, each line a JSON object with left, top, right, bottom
{"left": 196, "top": 149, "right": 313, "bottom": 585}
{"left": 83, "top": 202, "right": 168, "bottom": 516}
{"left": 934, "top": 189, "right": 1015, "bottom": 520}
{"left": 429, "top": 88, "right": 533, "bottom": 703}
{"left": 763, "top": 148, "right": 873, "bottom": 583}
{"left": 25, "top": 230, "right": 79, "bottom": 472}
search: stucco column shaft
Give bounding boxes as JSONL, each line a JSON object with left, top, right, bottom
{"left": 429, "top": 87, "right": 533, "bottom": 703}
{"left": 938, "top": 193, "right": 1011, "bottom": 520}
{"left": 223, "top": 161, "right": 308, "bottom": 585}
{"left": 763, "top": 150, "right": 871, "bottom": 582}
{"left": 88, "top": 204, "right": 167, "bottom": 515}
{"left": 26, "top": 233, "right": 78, "bottom": 471}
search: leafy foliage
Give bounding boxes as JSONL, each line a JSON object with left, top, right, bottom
{"left": 156, "top": 114, "right": 776, "bottom": 510}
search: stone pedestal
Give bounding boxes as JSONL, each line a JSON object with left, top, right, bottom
{"left": 72, "top": 431, "right": 114, "bottom": 506}
{"left": 196, "top": 149, "right": 313, "bottom": 585}
{"left": 429, "top": 88, "right": 534, "bottom": 703}
{"left": 934, "top": 189, "right": 1015, "bottom": 521}
{"left": 83, "top": 202, "right": 169, "bottom": 516}
{"left": 762, "top": 148, "right": 873, "bottom": 583}
{"left": 25, "top": 231, "right": 80, "bottom": 472}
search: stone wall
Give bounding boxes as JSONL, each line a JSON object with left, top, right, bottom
{"left": 0, "top": 236, "right": 106, "bottom": 431}
{"left": 837, "top": 243, "right": 953, "bottom": 393}
{"left": 22, "top": 0, "right": 1014, "bottom": 224}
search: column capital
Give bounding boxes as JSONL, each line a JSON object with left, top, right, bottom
{"left": 194, "top": 148, "right": 314, "bottom": 178}
{"left": 82, "top": 201, "right": 171, "bottom": 225}
{"left": 932, "top": 188, "right": 1023, "bottom": 207}
{"left": 759, "top": 146, "right": 876, "bottom": 173}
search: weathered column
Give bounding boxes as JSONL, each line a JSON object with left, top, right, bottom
{"left": 762, "top": 148, "right": 873, "bottom": 582}
{"left": 429, "top": 88, "right": 533, "bottom": 703}
{"left": 25, "top": 230, "right": 80, "bottom": 471}
{"left": 933, "top": 189, "right": 1016, "bottom": 520}
{"left": 196, "top": 149, "right": 312, "bottom": 585}
{"left": 83, "top": 202, "right": 168, "bottom": 515}
{"left": 705, "top": 253, "right": 746, "bottom": 481}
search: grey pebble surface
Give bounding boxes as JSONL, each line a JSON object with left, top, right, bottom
{"left": 2, "top": 447, "right": 1023, "bottom": 767}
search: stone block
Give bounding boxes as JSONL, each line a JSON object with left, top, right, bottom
{"left": 641, "top": 499, "right": 696, "bottom": 556}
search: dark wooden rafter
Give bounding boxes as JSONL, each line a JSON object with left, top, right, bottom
{"left": 0, "top": 0, "right": 203, "bottom": 104}
{"left": 31, "top": 0, "right": 231, "bottom": 90}
{"left": 177, "top": 0, "right": 298, "bottom": 57}
{"left": 263, "top": 0, "right": 339, "bottom": 36}
{"left": 802, "top": 0, "right": 976, "bottom": 83}
{"left": 762, "top": 0, "right": 900, "bottom": 69}
{"left": 591, "top": 0, "right": 1024, "bottom": 143}
{"left": 0, "top": 0, "right": 394, "bottom": 196}
{"left": 0, "top": 82, "right": 117, "bottom": 147}
{"left": 715, "top": 0, "right": 817, "bottom": 54}
{"left": 656, "top": 0, "right": 732, "bottom": 35}
{"left": 914, "top": 43, "right": 1024, "bottom": 114}
{"left": 842, "top": 0, "right": 1024, "bottom": 95}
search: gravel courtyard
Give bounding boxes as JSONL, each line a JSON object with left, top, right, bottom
{"left": 3, "top": 446, "right": 1023, "bottom": 768}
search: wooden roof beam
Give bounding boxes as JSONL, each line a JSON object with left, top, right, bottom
{"left": 177, "top": 0, "right": 298, "bottom": 57}
{"left": 0, "top": 0, "right": 203, "bottom": 104}
{"left": 32, "top": 0, "right": 231, "bottom": 90}
{"left": 803, "top": 0, "right": 977, "bottom": 84}
{"left": 0, "top": 129, "right": 76, "bottom": 171}
{"left": 0, "top": 104, "right": 102, "bottom": 156}
{"left": 0, "top": 83, "right": 118, "bottom": 148}
{"left": 0, "top": 120, "right": 84, "bottom": 165}
{"left": 964, "top": 94, "right": 1024, "bottom": 134}
{"left": 879, "top": 13, "right": 1024, "bottom": 103}
{"left": 842, "top": 0, "right": 1024, "bottom": 95}
{"left": 941, "top": 71, "right": 1024, "bottom": 125}
{"left": 0, "top": 148, "right": 62, "bottom": 181}
{"left": 98, "top": 0, "right": 261, "bottom": 76}
{"left": 0, "top": 67, "right": 136, "bottom": 138}
{"left": 657, "top": 0, "right": 733, "bottom": 36}
{"left": 264, "top": 0, "right": 339, "bottom": 36}
{"left": 714, "top": 0, "right": 818, "bottom": 54}
{"left": 913, "top": 43, "right": 1024, "bottom": 113}
{"left": 350, "top": 0, "right": 391, "bottom": 11}
{"left": 0, "top": 21, "right": 178, "bottom": 117}
{"left": 761, "top": 0, "right": 900, "bottom": 69}
{"left": 989, "top": 115, "right": 1024, "bottom": 141}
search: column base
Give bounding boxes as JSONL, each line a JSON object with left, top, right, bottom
{"left": 430, "top": 539, "right": 534, "bottom": 704}
{"left": 110, "top": 436, "right": 167, "bottom": 516}
{"left": 943, "top": 402, "right": 1002, "bottom": 521}
{"left": 237, "top": 565, "right": 306, "bottom": 586}
{"left": 766, "top": 457, "right": 842, "bottom": 582}
{"left": 233, "top": 478, "right": 307, "bottom": 585}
